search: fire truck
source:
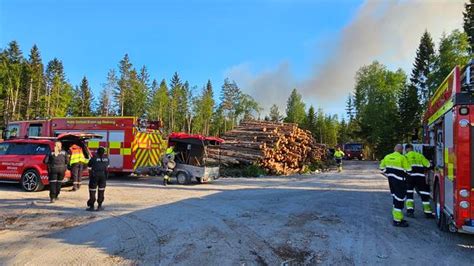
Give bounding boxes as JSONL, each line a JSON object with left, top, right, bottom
{"left": 423, "top": 60, "right": 474, "bottom": 233}
{"left": 4, "top": 117, "right": 166, "bottom": 175}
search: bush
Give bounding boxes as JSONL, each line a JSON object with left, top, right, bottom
{"left": 220, "top": 165, "right": 268, "bottom": 177}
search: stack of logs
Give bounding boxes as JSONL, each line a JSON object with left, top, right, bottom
{"left": 206, "top": 120, "right": 327, "bottom": 175}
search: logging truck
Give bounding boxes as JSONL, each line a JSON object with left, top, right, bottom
{"left": 423, "top": 60, "right": 474, "bottom": 234}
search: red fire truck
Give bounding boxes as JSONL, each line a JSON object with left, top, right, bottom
{"left": 5, "top": 117, "right": 166, "bottom": 175}
{"left": 423, "top": 60, "right": 474, "bottom": 233}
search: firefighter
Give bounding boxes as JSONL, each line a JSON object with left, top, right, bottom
{"left": 162, "top": 146, "right": 176, "bottom": 186}
{"left": 404, "top": 144, "right": 434, "bottom": 218}
{"left": 86, "top": 147, "right": 109, "bottom": 211}
{"left": 43, "top": 141, "right": 69, "bottom": 203}
{"left": 334, "top": 147, "right": 345, "bottom": 172}
{"left": 69, "top": 144, "right": 87, "bottom": 191}
{"left": 379, "top": 144, "right": 411, "bottom": 227}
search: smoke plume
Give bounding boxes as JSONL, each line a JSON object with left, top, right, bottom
{"left": 225, "top": 0, "right": 465, "bottom": 115}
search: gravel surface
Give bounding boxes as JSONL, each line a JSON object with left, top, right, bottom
{"left": 0, "top": 161, "right": 473, "bottom": 265}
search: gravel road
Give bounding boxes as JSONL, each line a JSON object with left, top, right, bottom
{"left": 0, "top": 161, "right": 473, "bottom": 265}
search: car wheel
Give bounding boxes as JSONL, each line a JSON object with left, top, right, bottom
{"left": 176, "top": 171, "right": 190, "bottom": 185}
{"left": 21, "top": 170, "right": 44, "bottom": 192}
{"left": 434, "top": 182, "right": 447, "bottom": 231}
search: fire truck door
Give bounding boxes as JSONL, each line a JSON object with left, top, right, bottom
{"left": 443, "top": 110, "right": 455, "bottom": 214}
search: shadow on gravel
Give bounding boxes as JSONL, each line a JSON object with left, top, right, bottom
{"left": 19, "top": 186, "right": 474, "bottom": 265}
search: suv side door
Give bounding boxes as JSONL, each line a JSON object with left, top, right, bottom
{"left": 24, "top": 143, "right": 51, "bottom": 180}
{"left": 0, "top": 142, "right": 13, "bottom": 180}
{"left": 0, "top": 143, "right": 27, "bottom": 181}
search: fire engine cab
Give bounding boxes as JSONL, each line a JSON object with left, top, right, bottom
{"left": 424, "top": 60, "right": 474, "bottom": 234}
{"left": 4, "top": 117, "right": 166, "bottom": 175}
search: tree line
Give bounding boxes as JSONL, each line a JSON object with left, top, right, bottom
{"left": 0, "top": 45, "right": 263, "bottom": 136}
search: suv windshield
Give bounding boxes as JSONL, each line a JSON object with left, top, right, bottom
{"left": 345, "top": 144, "right": 363, "bottom": 151}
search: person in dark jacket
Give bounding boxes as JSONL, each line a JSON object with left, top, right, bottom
{"left": 87, "top": 147, "right": 109, "bottom": 211}
{"left": 43, "top": 141, "right": 69, "bottom": 203}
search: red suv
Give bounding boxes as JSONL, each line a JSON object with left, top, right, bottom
{"left": 0, "top": 133, "right": 100, "bottom": 192}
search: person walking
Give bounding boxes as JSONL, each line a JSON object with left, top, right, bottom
{"left": 43, "top": 141, "right": 69, "bottom": 203}
{"left": 334, "top": 147, "right": 345, "bottom": 172}
{"left": 69, "top": 144, "right": 87, "bottom": 191}
{"left": 86, "top": 147, "right": 109, "bottom": 211}
{"left": 404, "top": 144, "right": 434, "bottom": 218}
{"left": 379, "top": 144, "right": 411, "bottom": 227}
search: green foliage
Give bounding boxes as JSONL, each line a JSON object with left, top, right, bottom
{"left": 220, "top": 164, "right": 267, "bottom": 177}
{"left": 464, "top": 0, "right": 474, "bottom": 52}
{"left": 269, "top": 104, "right": 282, "bottom": 122}
{"left": 428, "top": 30, "right": 470, "bottom": 96}
{"left": 284, "top": 88, "right": 306, "bottom": 125}
{"left": 70, "top": 76, "right": 93, "bottom": 116}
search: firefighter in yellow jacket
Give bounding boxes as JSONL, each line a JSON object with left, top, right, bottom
{"left": 380, "top": 144, "right": 411, "bottom": 227}
{"left": 69, "top": 144, "right": 88, "bottom": 191}
{"left": 404, "top": 144, "right": 434, "bottom": 218}
{"left": 334, "top": 147, "right": 345, "bottom": 172}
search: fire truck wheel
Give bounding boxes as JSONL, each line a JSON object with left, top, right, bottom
{"left": 21, "top": 170, "right": 44, "bottom": 192}
{"left": 176, "top": 171, "right": 190, "bottom": 185}
{"left": 434, "top": 182, "right": 448, "bottom": 231}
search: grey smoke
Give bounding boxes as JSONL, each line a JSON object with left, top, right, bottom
{"left": 225, "top": 0, "right": 465, "bottom": 115}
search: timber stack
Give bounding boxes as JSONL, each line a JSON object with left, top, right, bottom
{"left": 207, "top": 120, "right": 327, "bottom": 175}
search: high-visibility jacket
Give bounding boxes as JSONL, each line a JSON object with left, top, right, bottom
{"left": 166, "top": 147, "right": 175, "bottom": 155}
{"left": 379, "top": 151, "right": 411, "bottom": 180}
{"left": 69, "top": 144, "right": 88, "bottom": 165}
{"left": 405, "top": 151, "right": 430, "bottom": 177}
{"left": 334, "top": 150, "right": 345, "bottom": 159}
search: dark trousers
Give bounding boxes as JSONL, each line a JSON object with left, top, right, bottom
{"left": 49, "top": 169, "right": 65, "bottom": 200}
{"left": 388, "top": 176, "right": 406, "bottom": 221}
{"left": 71, "top": 163, "right": 83, "bottom": 189}
{"left": 88, "top": 174, "right": 107, "bottom": 207}
{"left": 406, "top": 176, "right": 431, "bottom": 213}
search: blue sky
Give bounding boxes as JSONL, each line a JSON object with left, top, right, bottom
{"left": 0, "top": 0, "right": 363, "bottom": 116}
{"left": 1, "top": 0, "right": 464, "bottom": 118}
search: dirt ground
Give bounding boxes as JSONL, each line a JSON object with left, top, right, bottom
{"left": 0, "top": 161, "right": 473, "bottom": 265}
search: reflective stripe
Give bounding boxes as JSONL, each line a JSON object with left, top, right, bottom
{"left": 392, "top": 208, "right": 403, "bottom": 222}
{"left": 49, "top": 180, "right": 57, "bottom": 183}
{"left": 406, "top": 190, "right": 414, "bottom": 193}
{"left": 406, "top": 199, "right": 414, "bottom": 202}
{"left": 98, "top": 188, "right": 106, "bottom": 191}
{"left": 385, "top": 166, "right": 406, "bottom": 172}
{"left": 88, "top": 141, "right": 100, "bottom": 148}
{"left": 386, "top": 173, "right": 404, "bottom": 181}
{"left": 419, "top": 191, "right": 430, "bottom": 196}
{"left": 392, "top": 194, "right": 406, "bottom": 202}
{"left": 89, "top": 189, "right": 97, "bottom": 191}
{"left": 410, "top": 173, "right": 425, "bottom": 177}
{"left": 422, "top": 201, "right": 430, "bottom": 205}
{"left": 411, "top": 164, "right": 424, "bottom": 167}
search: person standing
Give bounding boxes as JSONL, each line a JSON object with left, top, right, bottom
{"left": 43, "top": 141, "right": 69, "bottom": 203}
{"left": 404, "top": 144, "right": 434, "bottom": 218}
{"left": 162, "top": 146, "right": 176, "bottom": 186}
{"left": 69, "top": 144, "right": 87, "bottom": 191}
{"left": 87, "top": 147, "right": 109, "bottom": 211}
{"left": 334, "top": 147, "right": 345, "bottom": 172}
{"left": 379, "top": 144, "right": 411, "bottom": 227}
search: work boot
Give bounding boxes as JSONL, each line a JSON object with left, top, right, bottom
{"left": 424, "top": 212, "right": 435, "bottom": 219}
{"left": 50, "top": 198, "right": 55, "bottom": 203}
{"left": 406, "top": 209, "right": 415, "bottom": 218}
{"left": 96, "top": 205, "right": 104, "bottom": 211}
{"left": 393, "top": 220, "right": 409, "bottom": 227}
{"left": 86, "top": 206, "right": 95, "bottom": 211}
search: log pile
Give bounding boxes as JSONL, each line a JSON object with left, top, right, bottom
{"left": 207, "top": 120, "right": 327, "bottom": 175}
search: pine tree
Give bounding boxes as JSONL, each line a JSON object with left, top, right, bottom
{"left": 411, "top": 31, "right": 435, "bottom": 107}
{"left": 25, "top": 45, "right": 44, "bottom": 119}
{"left": 220, "top": 78, "right": 242, "bottom": 130}
{"left": 71, "top": 76, "right": 93, "bottom": 116}
{"left": 201, "top": 80, "right": 215, "bottom": 135}
{"left": 304, "top": 105, "right": 316, "bottom": 134}
{"left": 345, "top": 94, "right": 355, "bottom": 121}
{"left": 3, "top": 41, "right": 24, "bottom": 123}
{"left": 169, "top": 72, "right": 182, "bottom": 132}
{"left": 45, "top": 58, "right": 71, "bottom": 117}
{"left": 338, "top": 118, "right": 349, "bottom": 145}
{"left": 284, "top": 88, "right": 306, "bottom": 125}
{"left": 98, "top": 69, "right": 117, "bottom": 116}
{"left": 116, "top": 54, "right": 132, "bottom": 116}
{"left": 269, "top": 104, "right": 282, "bottom": 122}
{"left": 397, "top": 83, "right": 419, "bottom": 142}
{"left": 463, "top": 0, "right": 474, "bottom": 52}
{"left": 149, "top": 79, "right": 170, "bottom": 130}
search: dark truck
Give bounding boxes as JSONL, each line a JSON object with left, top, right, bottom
{"left": 343, "top": 143, "right": 364, "bottom": 160}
